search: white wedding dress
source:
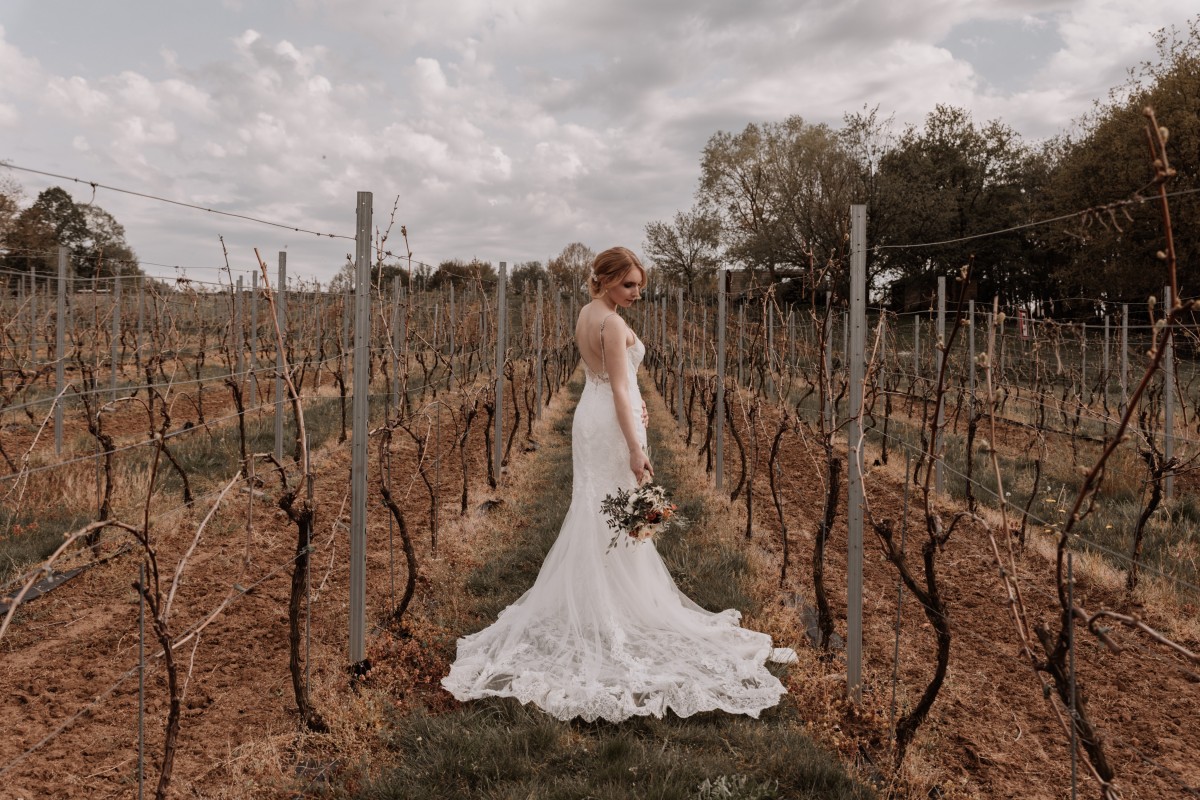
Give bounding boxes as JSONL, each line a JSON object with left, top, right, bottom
{"left": 442, "top": 323, "right": 795, "bottom": 722}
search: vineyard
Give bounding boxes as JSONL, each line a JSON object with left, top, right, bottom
{"left": 2, "top": 124, "right": 1199, "bottom": 799}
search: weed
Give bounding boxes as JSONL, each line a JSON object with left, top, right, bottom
{"left": 346, "top": 376, "right": 870, "bottom": 800}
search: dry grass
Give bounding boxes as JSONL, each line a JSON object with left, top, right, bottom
{"left": 305, "top": 373, "right": 871, "bottom": 800}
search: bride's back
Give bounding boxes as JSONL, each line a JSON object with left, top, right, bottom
{"left": 575, "top": 302, "right": 632, "bottom": 378}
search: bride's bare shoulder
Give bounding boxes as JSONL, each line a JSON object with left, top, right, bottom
{"left": 579, "top": 302, "right": 625, "bottom": 332}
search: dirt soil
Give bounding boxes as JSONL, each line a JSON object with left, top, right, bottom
{"left": 2, "top": 357, "right": 1198, "bottom": 800}
{"left": 0, "top": 363, "right": 523, "bottom": 799}
{"left": 695, "top": 373, "right": 1200, "bottom": 799}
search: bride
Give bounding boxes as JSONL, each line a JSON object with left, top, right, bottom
{"left": 442, "top": 246, "right": 795, "bottom": 722}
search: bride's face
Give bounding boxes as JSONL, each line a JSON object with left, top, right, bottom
{"left": 607, "top": 268, "right": 644, "bottom": 308}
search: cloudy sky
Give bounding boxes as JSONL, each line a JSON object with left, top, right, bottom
{"left": 1, "top": 0, "right": 1194, "bottom": 284}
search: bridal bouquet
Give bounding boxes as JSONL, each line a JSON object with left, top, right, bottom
{"left": 600, "top": 481, "right": 680, "bottom": 552}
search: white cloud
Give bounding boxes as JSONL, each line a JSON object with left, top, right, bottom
{"left": 0, "top": 102, "right": 19, "bottom": 128}
{"left": 0, "top": 3, "right": 1195, "bottom": 281}
{"left": 44, "top": 75, "right": 110, "bottom": 119}
{"left": 0, "top": 23, "right": 42, "bottom": 95}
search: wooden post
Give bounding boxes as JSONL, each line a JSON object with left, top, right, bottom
{"left": 1164, "top": 287, "right": 1175, "bottom": 500}
{"left": 767, "top": 300, "right": 776, "bottom": 398}
{"left": 1103, "top": 314, "right": 1110, "bottom": 418}
{"left": 968, "top": 299, "right": 976, "bottom": 414}
{"left": 494, "top": 262, "right": 508, "bottom": 482}
{"left": 111, "top": 274, "right": 121, "bottom": 402}
{"left": 28, "top": 266, "right": 37, "bottom": 366}
{"left": 399, "top": 284, "right": 408, "bottom": 405}
{"left": 249, "top": 271, "right": 258, "bottom": 401}
{"left": 676, "top": 288, "right": 684, "bottom": 426}
{"left": 715, "top": 266, "right": 726, "bottom": 490}
{"left": 737, "top": 303, "right": 745, "bottom": 386}
{"left": 391, "top": 277, "right": 401, "bottom": 413}
{"left": 235, "top": 276, "right": 245, "bottom": 389}
{"left": 136, "top": 275, "right": 146, "bottom": 369}
{"left": 536, "top": 280, "right": 544, "bottom": 418}
{"left": 54, "top": 246, "right": 66, "bottom": 455}
{"left": 1120, "top": 304, "right": 1129, "bottom": 417}
{"left": 847, "top": 204, "right": 867, "bottom": 704}
{"left": 349, "top": 192, "right": 372, "bottom": 670}
{"left": 913, "top": 315, "right": 920, "bottom": 387}
{"left": 274, "top": 253, "right": 286, "bottom": 462}
{"left": 787, "top": 308, "right": 795, "bottom": 370}
{"left": 824, "top": 292, "right": 833, "bottom": 433}
{"left": 935, "top": 276, "right": 946, "bottom": 495}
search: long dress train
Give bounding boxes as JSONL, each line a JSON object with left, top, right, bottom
{"left": 442, "top": 332, "right": 794, "bottom": 722}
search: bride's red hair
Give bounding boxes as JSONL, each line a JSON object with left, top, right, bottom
{"left": 587, "top": 247, "right": 646, "bottom": 298}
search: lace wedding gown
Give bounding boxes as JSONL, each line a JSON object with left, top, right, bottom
{"left": 442, "top": 326, "right": 795, "bottom": 722}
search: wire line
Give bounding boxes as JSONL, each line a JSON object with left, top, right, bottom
{"left": 875, "top": 186, "right": 1200, "bottom": 251}
{"left": 1, "top": 162, "right": 354, "bottom": 242}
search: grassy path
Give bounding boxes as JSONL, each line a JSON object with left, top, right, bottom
{"left": 349, "top": 378, "right": 873, "bottom": 800}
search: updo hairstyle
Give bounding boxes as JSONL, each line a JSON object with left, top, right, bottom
{"left": 587, "top": 246, "right": 647, "bottom": 298}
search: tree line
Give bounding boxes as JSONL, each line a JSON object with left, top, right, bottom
{"left": 1, "top": 180, "right": 140, "bottom": 283}
{"left": 644, "top": 19, "right": 1200, "bottom": 316}
{"left": 6, "top": 18, "right": 1195, "bottom": 315}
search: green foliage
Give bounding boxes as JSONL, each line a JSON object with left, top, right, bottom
{"left": 509, "top": 260, "right": 547, "bottom": 295}
{"left": 1037, "top": 17, "right": 1200, "bottom": 309}
{"left": 699, "top": 117, "right": 861, "bottom": 293}
{"left": 876, "top": 106, "right": 1037, "bottom": 307}
{"left": 0, "top": 184, "right": 139, "bottom": 280}
{"left": 362, "top": 697, "right": 870, "bottom": 800}
{"left": 673, "top": 18, "right": 1200, "bottom": 310}
{"left": 876, "top": 408, "right": 1198, "bottom": 592}
{"left": 327, "top": 259, "right": 411, "bottom": 295}
{"left": 461, "top": 413, "right": 573, "bottom": 619}
{"left": 162, "top": 397, "right": 343, "bottom": 487}
{"left": 373, "top": 263, "right": 409, "bottom": 291}
{"left": 0, "top": 509, "right": 94, "bottom": 582}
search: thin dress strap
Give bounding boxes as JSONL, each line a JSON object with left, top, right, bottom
{"left": 598, "top": 311, "right": 620, "bottom": 377}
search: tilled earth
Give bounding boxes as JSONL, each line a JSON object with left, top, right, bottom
{"left": 2, "top": 362, "right": 1197, "bottom": 799}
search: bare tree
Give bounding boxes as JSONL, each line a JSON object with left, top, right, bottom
{"left": 546, "top": 242, "right": 595, "bottom": 293}
{"left": 643, "top": 207, "right": 721, "bottom": 294}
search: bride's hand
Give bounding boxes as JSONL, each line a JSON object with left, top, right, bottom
{"left": 630, "top": 449, "right": 653, "bottom": 484}
{"left": 640, "top": 400, "right": 648, "bottom": 426}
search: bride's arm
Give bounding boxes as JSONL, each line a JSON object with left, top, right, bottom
{"left": 603, "top": 319, "right": 653, "bottom": 482}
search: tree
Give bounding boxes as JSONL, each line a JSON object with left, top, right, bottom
{"left": 0, "top": 176, "right": 24, "bottom": 290}
{"left": 329, "top": 257, "right": 412, "bottom": 294}
{"left": 373, "top": 263, "right": 409, "bottom": 291}
{"left": 643, "top": 206, "right": 720, "bottom": 293}
{"left": 429, "top": 258, "right": 496, "bottom": 290}
{"left": 3, "top": 187, "right": 83, "bottom": 278}
{"left": 78, "top": 205, "right": 138, "bottom": 278}
{"left": 1, "top": 186, "right": 139, "bottom": 281}
{"left": 509, "top": 260, "right": 547, "bottom": 294}
{"left": 697, "top": 117, "right": 864, "bottom": 298}
{"left": 0, "top": 174, "right": 23, "bottom": 239}
{"left": 1037, "top": 17, "right": 1200, "bottom": 311}
{"left": 875, "top": 106, "right": 1036, "bottom": 308}
{"left": 840, "top": 105, "right": 902, "bottom": 297}
{"left": 697, "top": 122, "right": 776, "bottom": 284}
{"left": 546, "top": 242, "right": 594, "bottom": 292}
